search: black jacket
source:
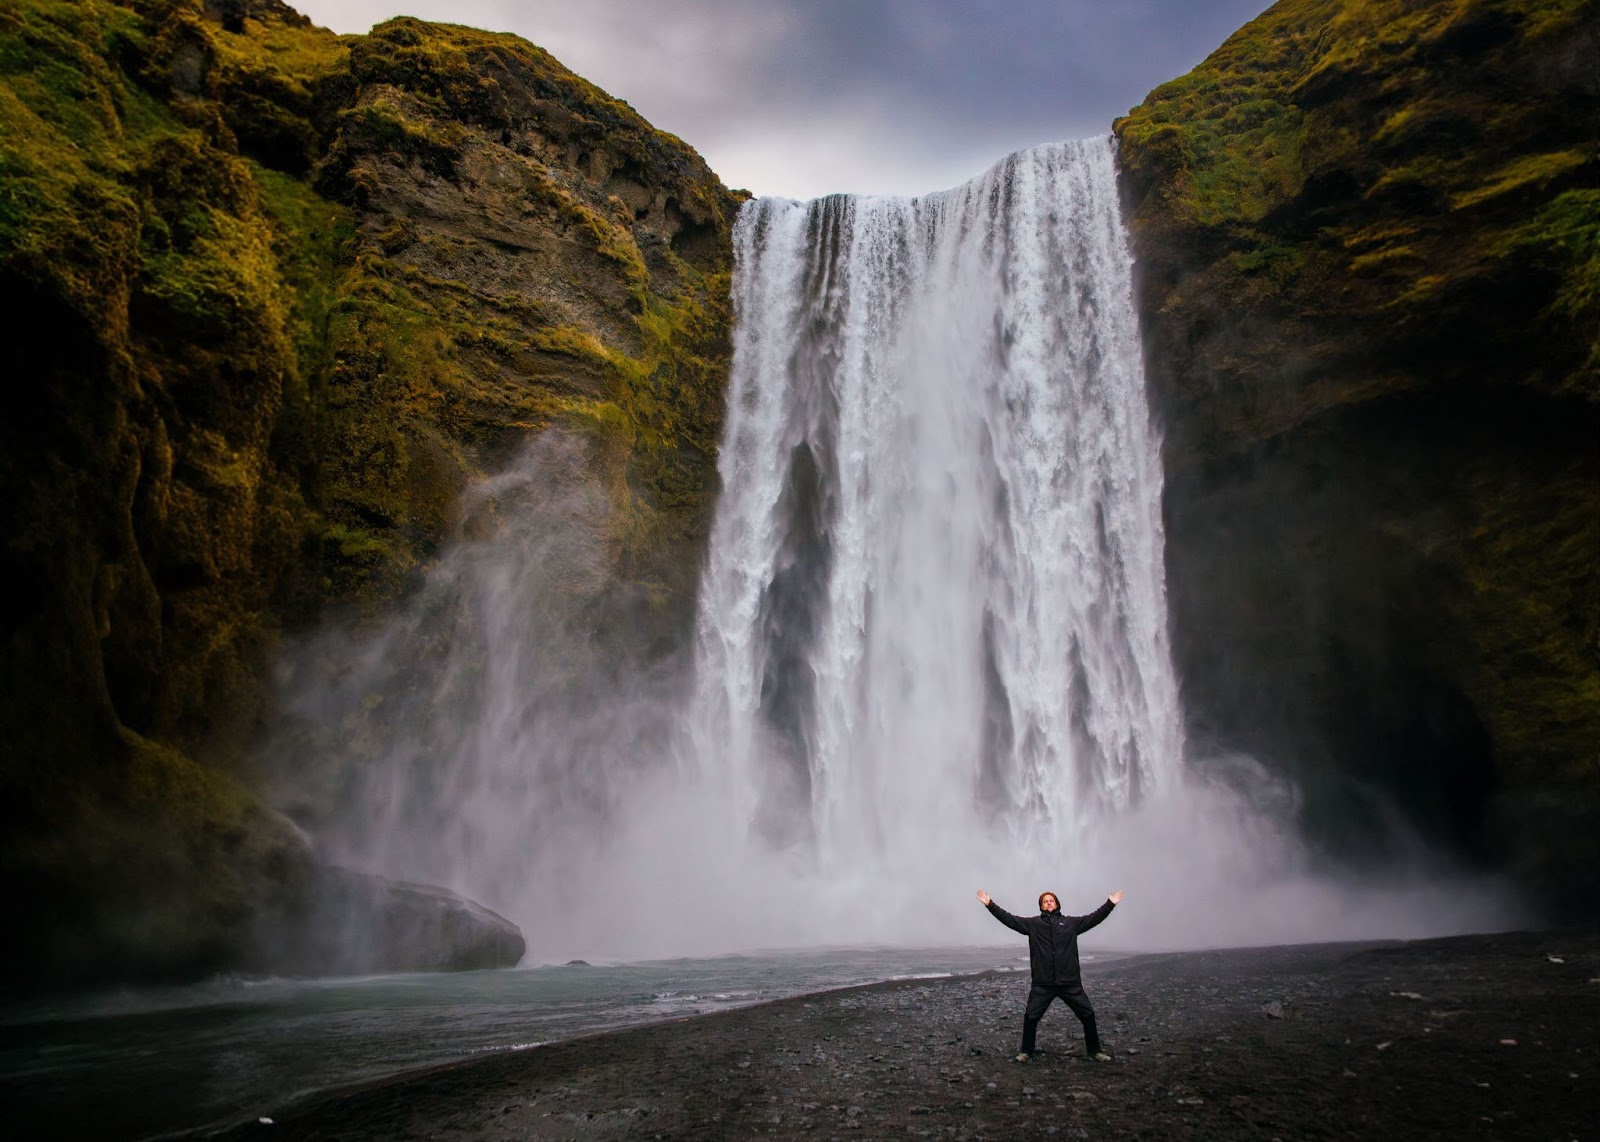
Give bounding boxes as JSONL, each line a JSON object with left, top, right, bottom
{"left": 986, "top": 898, "right": 1115, "bottom": 986}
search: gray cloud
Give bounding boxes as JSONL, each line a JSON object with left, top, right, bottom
{"left": 297, "top": 0, "right": 1272, "bottom": 198}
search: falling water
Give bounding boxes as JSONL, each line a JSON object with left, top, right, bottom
{"left": 688, "top": 138, "right": 1183, "bottom": 868}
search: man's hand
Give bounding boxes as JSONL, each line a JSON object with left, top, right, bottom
{"left": 1109, "top": 890, "right": 1124, "bottom": 905}
{"left": 976, "top": 889, "right": 991, "bottom": 906}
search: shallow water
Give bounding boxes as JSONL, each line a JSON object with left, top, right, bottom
{"left": 0, "top": 945, "right": 1110, "bottom": 1140}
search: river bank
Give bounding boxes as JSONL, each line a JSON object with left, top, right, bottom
{"left": 203, "top": 929, "right": 1595, "bottom": 1140}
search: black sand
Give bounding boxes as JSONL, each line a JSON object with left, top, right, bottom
{"left": 208, "top": 930, "right": 1597, "bottom": 1140}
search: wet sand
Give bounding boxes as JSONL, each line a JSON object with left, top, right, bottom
{"left": 209, "top": 929, "right": 1596, "bottom": 1140}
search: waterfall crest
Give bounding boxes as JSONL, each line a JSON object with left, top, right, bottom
{"left": 689, "top": 138, "right": 1183, "bottom": 865}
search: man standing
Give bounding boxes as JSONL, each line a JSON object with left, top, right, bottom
{"left": 977, "top": 887, "right": 1123, "bottom": 1062}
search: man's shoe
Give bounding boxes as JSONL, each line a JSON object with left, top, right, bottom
{"left": 1014, "top": 1052, "right": 1032, "bottom": 1063}
{"left": 1091, "top": 1050, "right": 1112, "bottom": 1062}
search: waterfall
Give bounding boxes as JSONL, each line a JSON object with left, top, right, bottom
{"left": 263, "top": 137, "right": 1511, "bottom": 960}
{"left": 688, "top": 138, "right": 1183, "bottom": 868}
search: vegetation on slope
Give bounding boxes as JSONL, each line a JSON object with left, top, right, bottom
{"left": 1116, "top": 0, "right": 1598, "bottom": 909}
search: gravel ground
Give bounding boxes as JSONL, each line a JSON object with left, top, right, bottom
{"left": 206, "top": 929, "right": 1597, "bottom": 1141}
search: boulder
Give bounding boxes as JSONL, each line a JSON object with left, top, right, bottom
{"left": 257, "top": 867, "right": 526, "bottom": 976}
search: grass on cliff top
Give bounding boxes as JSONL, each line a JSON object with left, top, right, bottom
{"left": 1113, "top": 0, "right": 1339, "bottom": 227}
{"left": 1115, "top": 0, "right": 1600, "bottom": 394}
{"left": 350, "top": 17, "right": 725, "bottom": 218}
{"left": 1118, "top": 0, "right": 1596, "bottom": 225}
{"left": 354, "top": 17, "right": 660, "bottom": 139}
{"left": 209, "top": 0, "right": 346, "bottom": 94}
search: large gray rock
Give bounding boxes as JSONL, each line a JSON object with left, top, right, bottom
{"left": 255, "top": 867, "right": 526, "bottom": 976}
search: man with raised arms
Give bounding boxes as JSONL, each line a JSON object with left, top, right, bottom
{"left": 977, "top": 887, "right": 1124, "bottom": 1062}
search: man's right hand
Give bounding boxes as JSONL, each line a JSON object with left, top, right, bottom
{"left": 976, "top": 889, "right": 991, "bottom": 906}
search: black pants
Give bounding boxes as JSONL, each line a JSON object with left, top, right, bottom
{"left": 1021, "top": 982, "right": 1100, "bottom": 1054}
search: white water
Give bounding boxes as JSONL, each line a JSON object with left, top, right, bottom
{"left": 265, "top": 138, "right": 1513, "bottom": 964}
{"left": 691, "top": 138, "right": 1181, "bottom": 866}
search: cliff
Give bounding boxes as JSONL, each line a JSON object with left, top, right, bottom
{"left": 1116, "top": 0, "right": 1598, "bottom": 911}
{"left": 0, "top": 0, "right": 738, "bottom": 984}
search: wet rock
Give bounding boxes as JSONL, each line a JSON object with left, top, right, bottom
{"left": 256, "top": 867, "right": 525, "bottom": 974}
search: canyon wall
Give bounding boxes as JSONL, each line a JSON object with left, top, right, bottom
{"left": 1116, "top": 0, "right": 1598, "bottom": 912}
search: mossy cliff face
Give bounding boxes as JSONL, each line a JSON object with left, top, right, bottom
{"left": 307, "top": 15, "right": 741, "bottom": 623}
{"left": 1116, "top": 0, "right": 1598, "bottom": 911}
{"left": 0, "top": 0, "right": 737, "bottom": 984}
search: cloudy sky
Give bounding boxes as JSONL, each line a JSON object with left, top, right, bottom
{"left": 294, "top": 0, "right": 1273, "bottom": 200}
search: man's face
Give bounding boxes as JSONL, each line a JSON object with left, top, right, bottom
{"left": 1041, "top": 894, "right": 1058, "bottom": 913}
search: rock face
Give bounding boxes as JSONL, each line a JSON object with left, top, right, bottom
{"left": 1116, "top": 0, "right": 1598, "bottom": 912}
{"left": 307, "top": 14, "right": 741, "bottom": 625}
{"left": 0, "top": 0, "right": 734, "bottom": 985}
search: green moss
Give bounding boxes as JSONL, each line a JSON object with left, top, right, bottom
{"left": 1498, "top": 188, "right": 1600, "bottom": 384}
{"left": 1453, "top": 149, "right": 1592, "bottom": 210}
{"left": 1459, "top": 462, "right": 1600, "bottom": 783}
{"left": 1118, "top": 0, "right": 1600, "bottom": 397}
{"left": 341, "top": 100, "right": 466, "bottom": 177}
{"left": 1115, "top": 0, "right": 1336, "bottom": 228}
{"left": 321, "top": 520, "right": 394, "bottom": 559}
